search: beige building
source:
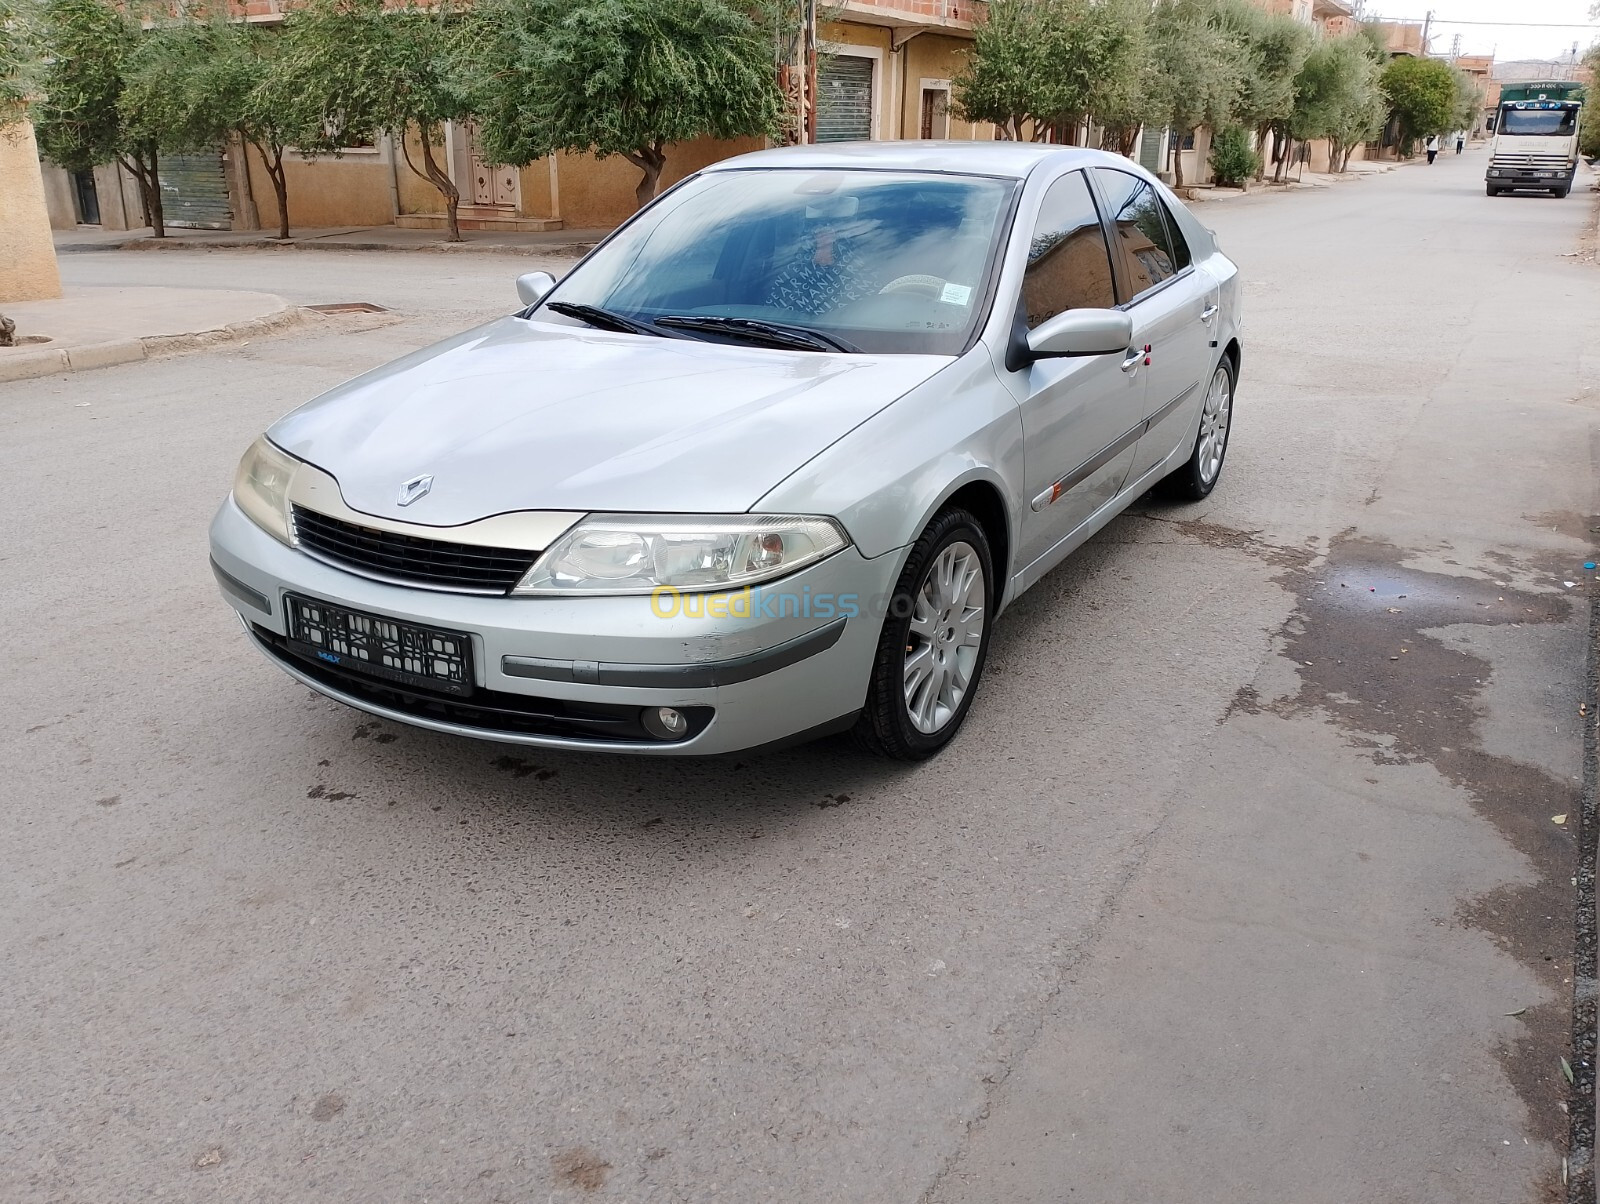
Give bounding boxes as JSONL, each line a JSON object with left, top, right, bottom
{"left": 2, "top": 121, "right": 62, "bottom": 302}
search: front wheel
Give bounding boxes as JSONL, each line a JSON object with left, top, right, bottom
{"left": 854, "top": 508, "right": 993, "bottom": 760}
{"left": 1554, "top": 185, "right": 1571, "bottom": 198}
{"left": 1486, "top": 183, "right": 1500, "bottom": 196}
{"left": 1156, "top": 358, "right": 1234, "bottom": 502}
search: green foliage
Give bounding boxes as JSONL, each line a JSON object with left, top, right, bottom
{"left": 1146, "top": 0, "right": 1242, "bottom": 185}
{"left": 953, "top": 0, "right": 1150, "bottom": 143}
{"left": 1208, "top": 124, "right": 1259, "bottom": 185}
{"left": 279, "top": 0, "right": 468, "bottom": 156}
{"left": 121, "top": 11, "right": 310, "bottom": 239}
{"left": 1380, "top": 55, "right": 1457, "bottom": 144}
{"left": 31, "top": 0, "right": 137, "bottom": 171}
{"left": 276, "top": 0, "right": 474, "bottom": 235}
{"left": 460, "top": 0, "right": 782, "bottom": 207}
{"left": 1215, "top": 1, "right": 1311, "bottom": 132}
{"left": 1292, "top": 34, "right": 1385, "bottom": 171}
{"left": 1447, "top": 65, "right": 1481, "bottom": 133}
{"left": 1, "top": 0, "right": 41, "bottom": 124}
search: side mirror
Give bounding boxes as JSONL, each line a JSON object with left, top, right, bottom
{"left": 516, "top": 270, "right": 557, "bottom": 307}
{"left": 1485, "top": 115, "right": 1496, "bottom": 132}
{"left": 1025, "top": 308, "right": 1134, "bottom": 361}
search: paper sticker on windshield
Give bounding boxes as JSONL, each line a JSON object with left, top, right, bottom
{"left": 940, "top": 282, "right": 973, "bottom": 307}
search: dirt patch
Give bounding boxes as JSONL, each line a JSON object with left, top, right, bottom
{"left": 310, "top": 1092, "right": 346, "bottom": 1122}
{"left": 1233, "top": 534, "right": 1580, "bottom": 1155}
{"left": 550, "top": 1147, "right": 610, "bottom": 1191}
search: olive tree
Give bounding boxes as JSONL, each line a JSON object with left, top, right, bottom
{"left": 123, "top": 14, "right": 311, "bottom": 241}
{"left": 460, "top": 0, "right": 783, "bottom": 210}
{"left": 32, "top": 0, "right": 167, "bottom": 235}
{"left": 1380, "top": 55, "right": 1456, "bottom": 153}
{"left": 1291, "top": 34, "right": 1385, "bottom": 175}
{"left": 1215, "top": 0, "right": 1311, "bottom": 179}
{"left": 953, "top": 0, "right": 1148, "bottom": 146}
{"left": 1146, "top": 0, "right": 1242, "bottom": 187}
{"left": 278, "top": 0, "right": 474, "bottom": 240}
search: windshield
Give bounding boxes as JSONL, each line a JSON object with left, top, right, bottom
{"left": 1500, "top": 107, "right": 1578, "bottom": 136}
{"left": 539, "top": 169, "right": 1017, "bottom": 355}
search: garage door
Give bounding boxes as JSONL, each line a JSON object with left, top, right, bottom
{"left": 816, "top": 54, "right": 873, "bottom": 143}
{"left": 159, "top": 150, "right": 232, "bottom": 230}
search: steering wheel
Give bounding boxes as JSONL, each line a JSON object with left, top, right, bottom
{"left": 877, "top": 275, "right": 946, "bottom": 300}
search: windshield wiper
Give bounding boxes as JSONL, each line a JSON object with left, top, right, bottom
{"left": 545, "top": 301, "right": 665, "bottom": 338}
{"left": 653, "top": 314, "right": 860, "bottom": 354}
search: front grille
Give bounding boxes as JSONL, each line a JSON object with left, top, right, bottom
{"left": 1491, "top": 153, "right": 1570, "bottom": 168}
{"left": 253, "top": 625, "right": 713, "bottom": 743}
{"left": 291, "top": 506, "right": 538, "bottom": 594}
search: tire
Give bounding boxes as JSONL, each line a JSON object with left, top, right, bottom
{"left": 1156, "top": 357, "right": 1234, "bottom": 502}
{"left": 1486, "top": 183, "right": 1500, "bottom": 196}
{"left": 1554, "top": 186, "right": 1570, "bottom": 199}
{"left": 853, "top": 508, "right": 994, "bottom": 761}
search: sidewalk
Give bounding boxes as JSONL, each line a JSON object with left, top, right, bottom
{"left": 54, "top": 223, "right": 611, "bottom": 258}
{"left": 0, "top": 286, "right": 301, "bottom": 383}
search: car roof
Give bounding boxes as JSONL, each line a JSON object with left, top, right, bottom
{"left": 702, "top": 141, "right": 1138, "bottom": 181}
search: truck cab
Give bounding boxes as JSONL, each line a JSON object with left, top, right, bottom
{"left": 1485, "top": 81, "right": 1585, "bottom": 198}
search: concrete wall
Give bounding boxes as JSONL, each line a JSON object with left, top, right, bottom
{"left": 897, "top": 33, "right": 992, "bottom": 141}
{"left": 244, "top": 143, "right": 397, "bottom": 231}
{"left": 1, "top": 122, "right": 63, "bottom": 301}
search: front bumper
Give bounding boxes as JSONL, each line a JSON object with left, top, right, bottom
{"left": 1486, "top": 166, "right": 1574, "bottom": 189}
{"left": 209, "top": 498, "right": 902, "bottom": 754}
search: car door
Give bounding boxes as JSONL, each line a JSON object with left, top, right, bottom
{"left": 1005, "top": 169, "right": 1145, "bottom": 571}
{"left": 1090, "top": 168, "right": 1213, "bottom": 483}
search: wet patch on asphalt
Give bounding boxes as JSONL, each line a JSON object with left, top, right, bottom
{"left": 1228, "top": 533, "right": 1580, "bottom": 1156}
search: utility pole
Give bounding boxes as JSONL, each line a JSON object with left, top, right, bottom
{"left": 1420, "top": 8, "right": 1432, "bottom": 54}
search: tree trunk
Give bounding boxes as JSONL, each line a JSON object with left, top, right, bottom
{"left": 122, "top": 150, "right": 164, "bottom": 237}
{"left": 624, "top": 141, "right": 667, "bottom": 210}
{"left": 1171, "top": 130, "right": 1186, "bottom": 189}
{"left": 403, "top": 122, "right": 464, "bottom": 242}
{"left": 258, "top": 142, "right": 290, "bottom": 240}
{"left": 1255, "top": 123, "right": 1272, "bottom": 180}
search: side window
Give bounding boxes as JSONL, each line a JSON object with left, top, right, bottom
{"left": 1020, "top": 170, "right": 1117, "bottom": 329}
{"left": 1092, "top": 168, "right": 1189, "bottom": 300}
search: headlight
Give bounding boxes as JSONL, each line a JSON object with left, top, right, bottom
{"left": 514, "top": 514, "right": 849, "bottom": 595}
{"left": 233, "top": 436, "right": 298, "bottom": 545}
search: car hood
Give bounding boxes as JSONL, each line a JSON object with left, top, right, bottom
{"left": 269, "top": 316, "right": 949, "bottom": 525}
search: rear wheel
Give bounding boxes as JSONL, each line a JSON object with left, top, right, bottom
{"left": 1156, "top": 358, "right": 1234, "bottom": 502}
{"left": 853, "top": 508, "right": 993, "bottom": 760}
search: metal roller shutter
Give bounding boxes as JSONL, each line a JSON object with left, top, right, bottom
{"left": 816, "top": 54, "right": 873, "bottom": 143}
{"left": 159, "top": 150, "right": 232, "bottom": 229}
{"left": 1139, "top": 127, "right": 1165, "bottom": 174}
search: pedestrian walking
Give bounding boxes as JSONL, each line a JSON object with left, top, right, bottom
{"left": 1455, "top": 132, "right": 1465, "bottom": 154}
{"left": 1425, "top": 134, "right": 1439, "bottom": 164}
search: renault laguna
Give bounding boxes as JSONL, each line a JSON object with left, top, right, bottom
{"left": 210, "top": 143, "right": 1241, "bottom": 759}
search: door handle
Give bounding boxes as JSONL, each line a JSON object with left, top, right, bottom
{"left": 1200, "top": 302, "right": 1219, "bottom": 324}
{"left": 1120, "top": 347, "right": 1143, "bottom": 374}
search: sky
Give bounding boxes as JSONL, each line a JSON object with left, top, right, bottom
{"left": 1360, "top": 0, "right": 1598, "bottom": 63}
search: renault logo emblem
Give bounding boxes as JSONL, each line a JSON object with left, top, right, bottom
{"left": 397, "top": 473, "right": 434, "bottom": 506}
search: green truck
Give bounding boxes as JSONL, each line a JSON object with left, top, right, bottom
{"left": 1485, "top": 81, "right": 1585, "bottom": 197}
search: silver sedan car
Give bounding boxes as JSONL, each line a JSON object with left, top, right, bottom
{"left": 211, "top": 143, "right": 1241, "bottom": 759}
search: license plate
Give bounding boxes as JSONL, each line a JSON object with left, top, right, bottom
{"left": 285, "top": 595, "right": 474, "bottom": 697}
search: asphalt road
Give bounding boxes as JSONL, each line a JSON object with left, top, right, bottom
{"left": 4, "top": 149, "right": 1599, "bottom": 1204}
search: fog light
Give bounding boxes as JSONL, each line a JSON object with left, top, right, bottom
{"left": 642, "top": 706, "right": 690, "bottom": 741}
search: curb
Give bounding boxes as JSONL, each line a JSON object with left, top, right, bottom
{"left": 0, "top": 304, "right": 309, "bottom": 384}
{"left": 107, "top": 236, "right": 598, "bottom": 259}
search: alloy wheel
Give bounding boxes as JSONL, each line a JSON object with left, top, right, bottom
{"left": 903, "top": 540, "right": 986, "bottom": 734}
{"left": 1197, "top": 364, "right": 1233, "bottom": 486}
